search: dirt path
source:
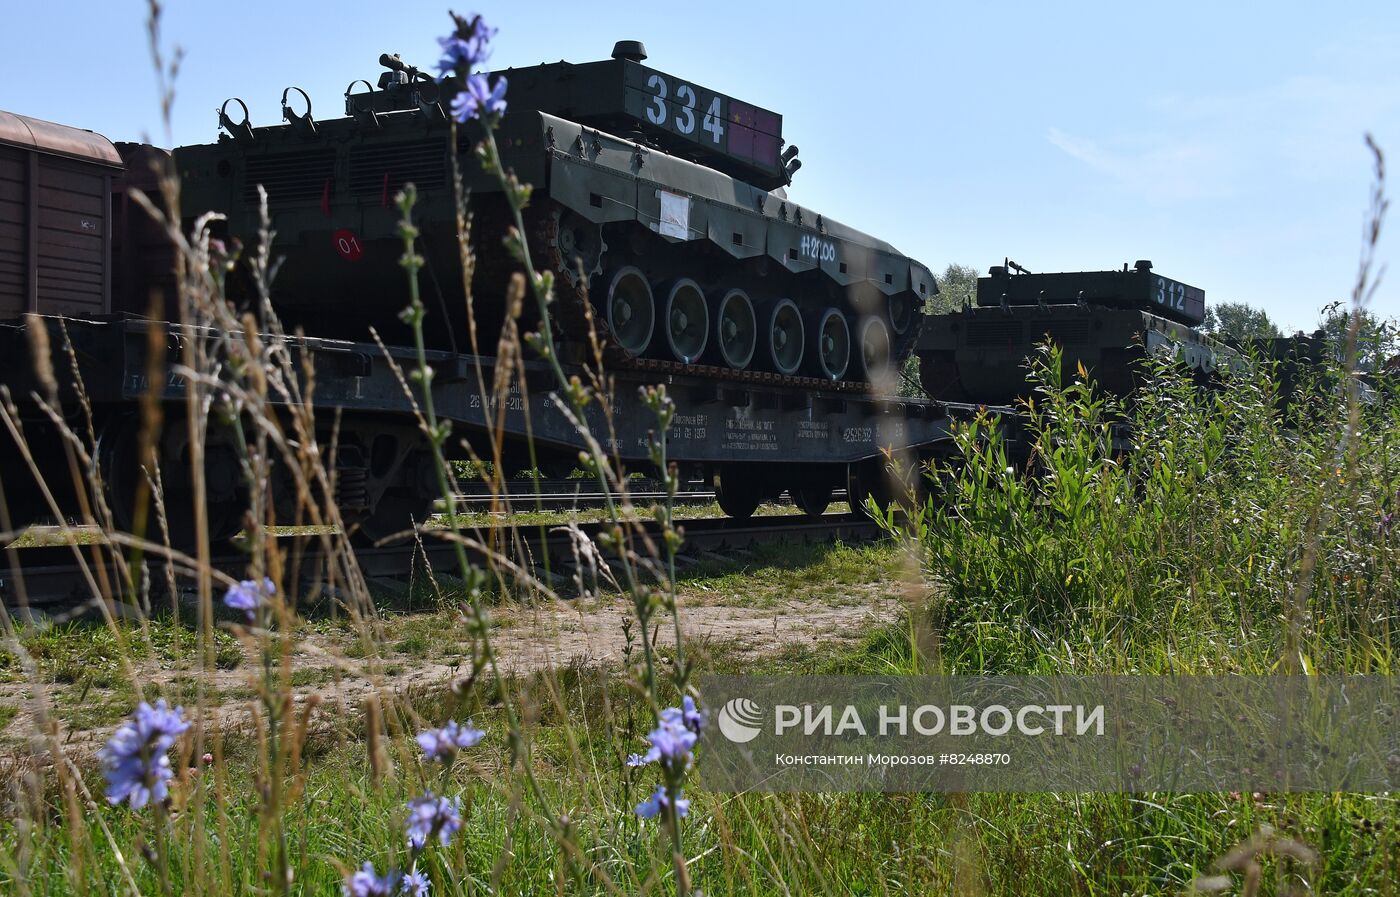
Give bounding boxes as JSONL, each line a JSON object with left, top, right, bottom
{"left": 0, "top": 584, "right": 905, "bottom": 760}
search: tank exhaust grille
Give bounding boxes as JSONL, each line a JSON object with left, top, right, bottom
{"left": 349, "top": 140, "right": 446, "bottom": 197}
{"left": 242, "top": 150, "right": 337, "bottom": 204}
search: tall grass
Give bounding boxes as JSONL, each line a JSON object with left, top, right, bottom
{"left": 915, "top": 339, "right": 1399, "bottom": 677}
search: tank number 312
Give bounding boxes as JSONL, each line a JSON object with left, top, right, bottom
{"left": 1154, "top": 277, "right": 1186, "bottom": 311}
{"left": 645, "top": 75, "right": 725, "bottom": 144}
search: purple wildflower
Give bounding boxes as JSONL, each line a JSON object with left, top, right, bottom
{"left": 449, "top": 73, "right": 508, "bottom": 123}
{"left": 98, "top": 699, "right": 191, "bottom": 809}
{"left": 400, "top": 869, "right": 430, "bottom": 897}
{"left": 223, "top": 577, "right": 274, "bottom": 620}
{"left": 406, "top": 793, "right": 463, "bottom": 850}
{"left": 632, "top": 705, "right": 699, "bottom": 768}
{"left": 416, "top": 719, "right": 485, "bottom": 762}
{"left": 435, "top": 14, "right": 496, "bottom": 78}
{"left": 343, "top": 862, "right": 398, "bottom": 897}
{"left": 680, "top": 696, "right": 705, "bottom": 734}
{"left": 626, "top": 752, "right": 647, "bottom": 767}
{"left": 635, "top": 783, "right": 690, "bottom": 820}
{"left": 436, "top": 33, "right": 493, "bottom": 78}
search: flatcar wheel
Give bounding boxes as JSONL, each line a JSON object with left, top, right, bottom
{"left": 357, "top": 489, "right": 435, "bottom": 545}
{"left": 846, "top": 460, "right": 892, "bottom": 521}
{"left": 99, "top": 416, "right": 245, "bottom": 548}
{"left": 714, "top": 465, "right": 761, "bottom": 520}
{"left": 791, "top": 484, "right": 832, "bottom": 518}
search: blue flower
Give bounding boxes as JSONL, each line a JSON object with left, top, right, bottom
{"left": 343, "top": 862, "right": 398, "bottom": 897}
{"left": 223, "top": 577, "right": 274, "bottom": 620}
{"left": 632, "top": 704, "right": 700, "bottom": 768}
{"left": 436, "top": 14, "right": 496, "bottom": 78}
{"left": 406, "top": 793, "right": 463, "bottom": 850}
{"left": 98, "top": 699, "right": 191, "bottom": 809}
{"left": 680, "top": 696, "right": 705, "bottom": 734}
{"left": 416, "top": 719, "right": 484, "bottom": 762}
{"left": 400, "top": 868, "right": 430, "bottom": 897}
{"left": 635, "top": 783, "right": 690, "bottom": 820}
{"left": 449, "top": 73, "right": 508, "bottom": 123}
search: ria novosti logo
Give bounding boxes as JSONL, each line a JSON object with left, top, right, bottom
{"left": 716, "top": 697, "right": 764, "bottom": 743}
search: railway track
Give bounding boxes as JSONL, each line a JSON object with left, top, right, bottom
{"left": 450, "top": 478, "right": 844, "bottom": 510}
{"left": 0, "top": 512, "right": 882, "bottom": 613}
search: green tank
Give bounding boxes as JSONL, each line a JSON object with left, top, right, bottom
{"left": 175, "top": 42, "right": 935, "bottom": 386}
{"left": 918, "top": 260, "right": 1231, "bottom": 405}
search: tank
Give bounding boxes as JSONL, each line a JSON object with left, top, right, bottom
{"left": 918, "top": 260, "right": 1230, "bottom": 405}
{"left": 174, "top": 43, "right": 936, "bottom": 387}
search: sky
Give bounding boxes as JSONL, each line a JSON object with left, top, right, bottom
{"left": 4, "top": 1, "right": 1397, "bottom": 332}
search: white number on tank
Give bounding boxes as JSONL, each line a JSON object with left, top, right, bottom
{"left": 646, "top": 74, "right": 667, "bottom": 124}
{"left": 703, "top": 96, "right": 725, "bottom": 144}
{"left": 800, "top": 234, "right": 837, "bottom": 262}
{"left": 674, "top": 84, "right": 696, "bottom": 134}
{"left": 1155, "top": 277, "right": 1186, "bottom": 311}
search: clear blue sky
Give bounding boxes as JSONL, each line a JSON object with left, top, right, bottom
{"left": 5, "top": 1, "right": 1397, "bottom": 331}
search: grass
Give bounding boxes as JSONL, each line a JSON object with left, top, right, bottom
{"left": 676, "top": 539, "right": 902, "bottom": 608}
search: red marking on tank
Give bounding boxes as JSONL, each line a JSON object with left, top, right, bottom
{"left": 333, "top": 229, "right": 363, "bottom": 262}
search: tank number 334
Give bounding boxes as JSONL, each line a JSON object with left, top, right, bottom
{"left": 645, "top": 75, "right": 726, "bottom": 144}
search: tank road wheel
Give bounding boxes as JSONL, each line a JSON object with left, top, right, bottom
{"left": 714, "top": 464, "right": 761, "bottom": 519}
{"left": 714, "top": 289, "right": 757, "bottom": 370}
{"left": 661, "top": 279, "right": 709, "bottom": 363}
{"left": 858, "top": 316, "right": 894, "bottom": 380}
{"left": 791, "top": 483, "right": 833, "bottom": 518}
{"left": 812, "top": 308, "right": 851, "bottom": 381}
{"left": 889, "top": 294, "right": 917, "bottom": 335}
{"left": 606, "top": 267, "right": 655, "bottom": 355}
{"left": 766, "top": 298, "right": 805, "bottom": 375}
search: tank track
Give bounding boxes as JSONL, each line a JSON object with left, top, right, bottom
{"left": 528, "top": 204, "right": 911, "bottom": 395}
